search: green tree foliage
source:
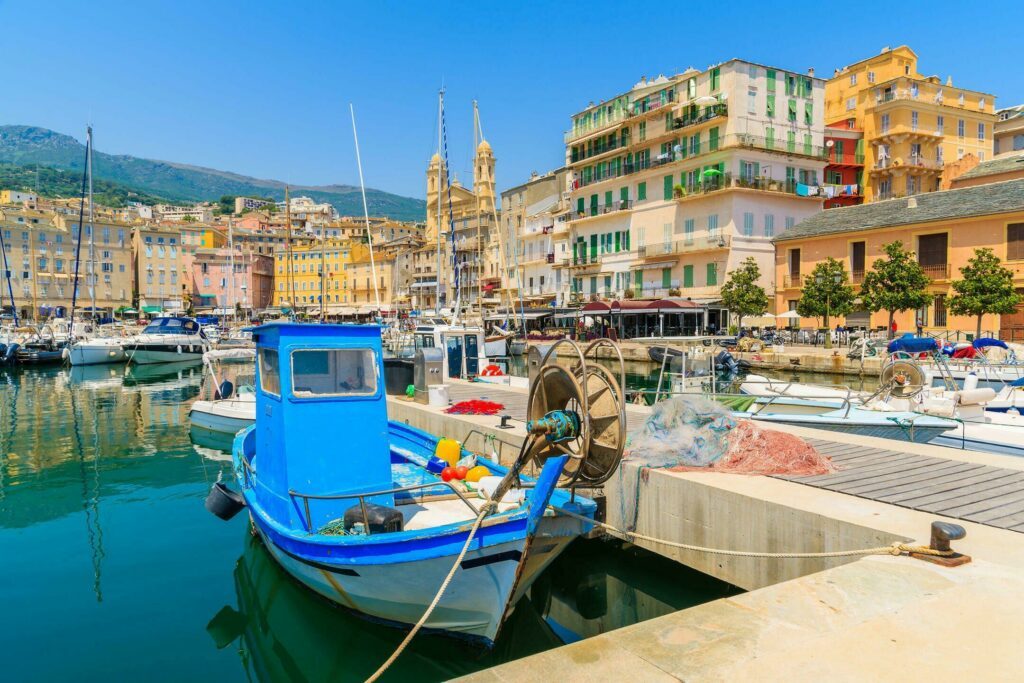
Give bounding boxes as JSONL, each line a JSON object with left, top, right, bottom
{"left": 859, "top": 240, "right": 931, "bottom": 338}
{"left": 719, "top": 257, "right": 769, "bottom": 330}
{"left": 948, "top": 247, "right": 1023, "bottom": 337}
{"left": 216, "top": 195, "right": 236, "bottom": 215}
{"left": 796, "top": 257, "right": 856, "bottom": 328}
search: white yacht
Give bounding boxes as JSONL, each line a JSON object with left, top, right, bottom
{"left": 126, "top": 316, "right": 211, "bottom": 364}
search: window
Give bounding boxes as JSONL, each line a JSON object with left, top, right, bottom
{"left": 710, "top": 67, "right": 720, "bottom": 91}
{"left": 787, "top": 99, "right": 797, "bottom": 122}
{"left": 258, "top": 348, "right": 281, "bottom": 395}
{"left": 978, "top": 123, "right": 985, "bottom": 141}
{"left": 785, "top": 216, "right": 795, "bottom": 230}
{"left": 707, "top": 214, "right": 719, "bottom": 236}
{"left": 663, "top": 174, "right": 674, "bottom": 200}
{"left": 764, "top": 214, "right": 775, "bottom": 237}
{"left": 684, "top": 218, "right": 694, "bottom": 241}
{"left": 743, "top": 212, "right": 754, "bottom": 236}
{"left": 637, "top": 182, "right": 647, "bottom": 201}
{"left": 867, "top": 71, "right": 875, "bottom": 83}
{"left": 706, "top": 263, "right": 717, "bottom": 286}
{"left": 850, "top": 73, "right": 857, "bottom": 85}
{"left": 747, "top": 87, "right": 756, "bottom": 114}
{"left": 958, "top": 92, "right": 965, "bottom": 106}
{"left": 937, "top": 115, "right": 944, "bottom": 135}
{"left": 880, "top": 114, "right": 890, "bottom": 134}
{"left": 804, "top": 101, "right": 813, "bottom": 125}
{"left": 911, "top": 111, "right": 918, "bottom": 131}
{"left": 846, "top": 97, "right": 856, "bottom": 111}
{"left": 766, "top": 94, "right": 775, "bottom": 118}
{"left": 957, "top": 119, "right": 965, "bottom": 138}
{"left": 1008, "top": 223, "right": 1024, "bottom": 261}
{"left": 683, "top": 265, "right": 694, "bottom": 288}
{"left": 766, "top": 69, "right": 776, "bottom": 91}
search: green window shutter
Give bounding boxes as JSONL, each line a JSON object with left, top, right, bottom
{"left": 662, "top": 268, "right": 671, "bottom": 288}
{"left": 604, "top": 275, "right": 612, "bottom": 293}
{"left": 788, "top": 99, "right": 797, "bottom": 122}
{"left": 638, "top": 182, "right": 647, "bottom": 201}
{"left": 753, "top": 161, "right": 760, "bottom": 178}
{"left": 590, "top": 234, "right": 597, "bottom": 259}
{"left": 683, "top": 265, "right": 694, "bottom": 288}
{"left": 855, "top": 138, "right": 865, "bottom": 163}
{"left": 576, "top": 198, "right": 584, "bottom": 215}
{"left": 620, "top": 186, "right": 628, "bottom": 204}
{"left": 765, "top": 127, "right": 774, "bottom": 149}
{"left": 634, "top": 270, "right": 642, "bottom": 291}
{"left": 766, "top": 95, "right": 775, "bottom": 118}
{"left": 804, "top": 101, "right": 813, "bottom": 125}
{"left": 717, "top": 161, "right": 725, "bottom": 174}
{"left": 709, "top": 127, "right": 719, "bottom": 151}
{"left": 589, "top": 276, "right": 597, "bottom": 294}
{"left": 590, "top": 193, "right": 598, "bottom": 216}
{"left": 625, "top": 230, "right": 631, "bottom": 250}
{"left": 835, "top": 139, "right": 844, "bottom": 158}
{"left": 604, "top": 190, "right": 613, "bottom": 207}
{"left": 803, "top": 133, "right": 812, "bottom": 156}
{"left": 679, "top": 135, "right": 687, "bottom": 158}
{"left": 663, "top": 174, "right": 674, "bottom": 200}
{"left": 614, "top": 231, "right": 621, "bottom": 252}
{"left": 710, "top": 67, "right": 720, "bottom": 91}
{"left": 572, "top": 241, "right": 577, "bottom": 262}
{"left": 786, "top": 131, "right": 796, "bottom": 153}
{"left": 707, "top": 263, "right": 717, "bottom": 286}
{"left": 766, "top": 69, "right": 776, "bottom": 91}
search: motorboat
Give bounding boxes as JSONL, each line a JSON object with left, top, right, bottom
{"left": 126, "top": 316, "right": 211, "bottom": 364}
{"left": 410, "top": 323, "right": 491, "bottom": 379}
{"left": 67, "top": 333, "right": 129, "bottom": 366}
{"left": 208, "top": 325, "right": 627, "bottom": 647}
{"left": 189, "top": 348, "right": 257, "bottom": 438}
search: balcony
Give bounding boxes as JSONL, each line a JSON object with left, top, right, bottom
{"left": 672, "top": 103, "right": 728, "bottom": 131}
{"left": 571, "top": 199, "right": 634, "bottom": 220}
{"left": 783, "top": 274, "right": 803, "bottom": 288}
{"left": 920, "top": 263, "right": 950, "bottom": 280}
{"left": 872, "top": 155, "right": 942, "bottom": 173}
{"left": 674, "top": 173, "right": 817, "bottom": 201}
{"left": 637, "top": 235, "right": 731, "bottom": 258}
{"left": 546, "top": 253, "right": 555, "bottom": 263}
{"left": 570, "top": 134, "right": 630, "bottom": 165}
{"left": 565, "top": 108, "right": 631, "bottom": 144}
{"left": 827, "top": 151, "right": 865, "bottom": 166}
{"left": 850, "top": 270, "right": 865, "bottom": 284}
{"left": 629, "top": 90, "right": 677, "bottom": 118}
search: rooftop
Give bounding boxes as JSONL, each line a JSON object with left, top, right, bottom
{"left": 774, "top": 178, "right": 1024, "bottom": 242}
{"left": 956, "top": 152, "right": 1024, "bottom": 180}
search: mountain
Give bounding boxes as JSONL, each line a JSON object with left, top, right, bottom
{"left": 0, "top": 125, "right": 426, "bottom": 221}
{"left": 0, "top": 162, "right": 173, "bottom": 208}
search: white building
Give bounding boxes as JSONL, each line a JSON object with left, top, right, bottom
{"left": 234, "top": 196, "right": 273, "bottom": 214}
{"left": 154, "top": 203, "right": 214, "bottom": 223}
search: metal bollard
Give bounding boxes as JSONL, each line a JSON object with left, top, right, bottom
{"left": 911, "top": 521, "right": 971, "bottom": 567}
{"left": 496, "top": 414, "right": 514, "bottom": 430}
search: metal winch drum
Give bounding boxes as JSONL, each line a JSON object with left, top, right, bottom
{"left": 523, "top": 338, "right": 626, "bottom": 488}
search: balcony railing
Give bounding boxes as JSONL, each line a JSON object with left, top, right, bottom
{"left": 827, "top": 151, "right": 865, "bottom": 166}
{"left": 675, "top": 172, "right": 816, "bottom": 200}
{"left": 672, "top": 103, "right": 728, "bottom": 130}
{"left": 546, "top": 253, "right": 555, "bottom": 263}
{"left": 565, "top": 108, "right": 630, "bottom": 144}
{"left": 570, "top": 134, "right": 630, "bottom": 164}
{"left": 920, "top": 263, "right": 950, "bottom": 280}
{"left": 638, "top": 235, "right": 731, "bottom": 257}
{"left": 874, "top": 155, "right": 942, "bottom": 171}
{"left": 850, "top": 270, "right": 865, "bottom": 284}
{"left": 630, "top": 90, "right": 676, "bottom": 117}
{"left": 572, "top": 199, "right": 634, "bottom": 218}
{"left": 783, "top": 274, "right": 803, "bottom": 288}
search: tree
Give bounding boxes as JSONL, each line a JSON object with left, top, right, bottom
{"left": 181, "top": 214, "right": 197, "bottom": 223}
{"left": 859, "top": 240, "right": 931, "bottom": 339}
{"left": 796, "top": 257, "right": 856, "bottom": 337}
{"left": 948, "top": 247, "right": 1022, "bottom": 337}
{"left": 719, "top": 257, "right": 768, "bottom": 330}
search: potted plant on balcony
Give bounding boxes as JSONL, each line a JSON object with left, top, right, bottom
{"left": 673, "top": 184, "right": 685, "bottom": 199}
{"left": 668, "top": 287, "right": 681, "bottom": 297}
{"left": 623, "top": 289, "right": 635, "bottom": 300}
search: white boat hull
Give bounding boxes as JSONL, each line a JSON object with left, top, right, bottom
{"left": 189, "top": 399, "right": 255, "bottom": 435}
{"left": 256, "top": 525, "right": 572, "bottom": 644}
{"left": 68, "top": 343, "right": 127, "bottom": 366}
{"left": 129, "top": 347, "right": 206, "bottom": 364}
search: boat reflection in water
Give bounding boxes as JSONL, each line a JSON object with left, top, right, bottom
{"left": 208, "top": 534, "right": 739, "bottom": 682}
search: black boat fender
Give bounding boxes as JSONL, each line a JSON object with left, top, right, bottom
{"left": 206, "top": 482, "right": 246, "bottom": 521}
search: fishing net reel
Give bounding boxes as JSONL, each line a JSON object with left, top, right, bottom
{"left": 523, "top": 339, "right": 626, "bottom": 488}
{"left": 878, "top": 359, "right": 927, "bottom": 399}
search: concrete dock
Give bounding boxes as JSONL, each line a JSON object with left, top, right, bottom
{"left": 388, "top": 379, "right": 1024, "bottom": 681}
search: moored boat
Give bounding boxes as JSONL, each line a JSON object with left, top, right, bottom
{"left": 127, "top": 316, "right": 211, "bottom": 364}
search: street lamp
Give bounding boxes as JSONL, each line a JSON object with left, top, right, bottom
{"left": 815, "top": 272, "right": 843, "bottom": 349}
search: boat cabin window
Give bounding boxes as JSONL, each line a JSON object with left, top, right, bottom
{"left": 143, "top": 318, "right": 199, "bottom": 335}
{"left": 290, "top": 349, "right": 378, "bottom": 397}
{"left": 414, "top": 333, "right": 435, "bottom": 350}
{"left": 258, "top": 348, "right": 281, "bottom": 396}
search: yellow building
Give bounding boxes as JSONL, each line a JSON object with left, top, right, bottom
{"left": 826, "top": 46, "right": 996, "bottom": 202}
{"left": 272, "top": 239, "right": 371, "bottom": 309}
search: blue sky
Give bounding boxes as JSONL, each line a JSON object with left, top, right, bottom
{"left": 2, "top": 1, "right": 1022, "bottom": 201}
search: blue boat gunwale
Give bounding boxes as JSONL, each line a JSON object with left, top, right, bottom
{"left": 233, "top": 419, "right": 595, "bottom": 566}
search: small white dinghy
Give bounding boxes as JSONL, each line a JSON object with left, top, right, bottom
{"left": 189, "top": 348, "right": 257, "bottom": 438}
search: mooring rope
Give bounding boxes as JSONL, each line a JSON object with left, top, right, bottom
{"left": 550, "top": 505, "right": 954, "bottom": 559}
{"left": 365, "top": 499, "right": 496, "bottom": 683}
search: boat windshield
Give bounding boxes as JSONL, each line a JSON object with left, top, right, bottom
{"left": 143, "top": 318, "right": 200, "bottom": 335}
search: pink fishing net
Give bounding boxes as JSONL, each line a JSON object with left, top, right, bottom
{"left": 673, "top": 420, "right": 835, "bottom": 476}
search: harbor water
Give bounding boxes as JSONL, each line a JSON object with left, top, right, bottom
{"left": 0, "top": 363, "right": 739, "bottom": 682}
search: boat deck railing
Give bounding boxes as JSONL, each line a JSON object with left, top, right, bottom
{"left": 287, "top": 480, "right": 483, "bottom": 534}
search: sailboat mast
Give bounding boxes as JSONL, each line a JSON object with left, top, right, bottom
{"left": 286, "top": 186, "right": 295, "bottom": 319}
{"left": 350, "top": 104, "right": 381, "bottom": 314}
{"left": 435, "top": 89, "right": 443, "bottom": 314}
{"left": 473, "top": 101, "right": 482, "bottom": 321}
{"left": 87, "top": 125, "right": 96, "bottom": 324}
{"left": 69, "top": 128, "right": 91, "bottom": 330}
{"left": 320, "top": 220, "right": 326, "bottom": 323}
{"left": 0, "top": 227, "right": 17, "bottom": 326}
{"left": 228, "top": 216, "right": 236, "bottom": 324}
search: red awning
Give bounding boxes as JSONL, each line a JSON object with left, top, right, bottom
{"left": 581, "top": 301, "right": 610, "bottom": 313}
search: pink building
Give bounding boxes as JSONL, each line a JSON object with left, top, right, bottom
{"left": 190, "top": 247, "right": 274, "bottom": 313}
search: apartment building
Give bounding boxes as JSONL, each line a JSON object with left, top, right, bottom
{"left": 272, "top": 239, "right": 372, "bottom": 310}
{"left": 995, "top": 104, "right": 1024, "bottom": 156}
{"left": 564, "top": 61, "right": 826, "bottom": 312}
{"left": 132, "top": 225, "right": 185, "bottom": 313}
{"left": 153, "top": 203, "right": 214, "bottom": 223}
{"left": 234, "top": 196, "right": 273, "bottom": 214}
{"left": 823, "top": 126, "right": 866, "bottom": 209}
{"left": 826, "top": 46, "right": 996, "bottom": 202}
{"left": 500, "top": 169, "right": 572, "bottom": 306}
{"left": 191, "top": 248, "right": 274, "bottom": 313}
{"left": 0, "top": 190, "right": 37, "bottom": 205}
{"left": 0, "top": 208, "right": 132, "bottom": 318}
{"left": 774, "top": 179, "right": 1024, "bottom": 336}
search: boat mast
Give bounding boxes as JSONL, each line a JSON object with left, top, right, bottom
{"left": 69, "top": 127, "right": 91, "bottom": 333}
{"left": 473, "top": 101, "right": 482, "bottom": 322}
{"left": 319, "top": 217, "right": 326, "bottom": 323}
{"left": 350, "top": 103, "right": 381, "bottom": 316}
{"left": 435, "top": 89, "right": 443, "bottom": 315}
{"left": 0, "top": 226, "right": 17, "bottom": 326}
{"left": 228, "top": 216, "right": 235, "bottom": 325}
{"left": 87, "top": 125, "right": 96, "bottom": 326}
{"left": 286, "top": 186, "right": 295, "bottom": 320}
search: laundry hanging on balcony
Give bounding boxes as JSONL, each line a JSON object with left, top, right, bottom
{"left": 796, "top": 183, "right": 820, "bottom": 197}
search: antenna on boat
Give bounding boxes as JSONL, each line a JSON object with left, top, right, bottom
{"left": 350, "top": 103, "right": 381, "bottom": 317}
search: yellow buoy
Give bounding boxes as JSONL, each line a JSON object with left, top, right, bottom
{"left": 435, "top": 438, "right": 461, "bottom": 466}
{"left": 465, "top": 465, "right": 490, "bottom": 482}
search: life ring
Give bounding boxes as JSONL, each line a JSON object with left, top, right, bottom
{"left": 481, "top": 364, "right": 503, "bottom": 377}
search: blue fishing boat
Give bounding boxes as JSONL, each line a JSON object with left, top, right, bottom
{"left": 209, "top": 324, "right": 625, "bottom": 647}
